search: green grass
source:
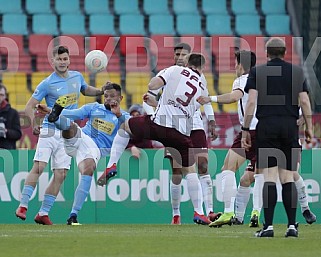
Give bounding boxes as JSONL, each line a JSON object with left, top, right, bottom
{"left": 0, "top": 224, "right": 320, "bottom": 257}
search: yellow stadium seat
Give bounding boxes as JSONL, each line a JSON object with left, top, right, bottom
{"left": 31, "top": 72, "right": 51, "bottom": 91}
{"left": 218, "top": 72, "right": 237, "bottom": 113}
{"left": 125, "top": 72, "right": 150, "bottom": 105}
{"left": 204, "top": 72, "right": 220, "bottom": 112}
{"left": 218, "top": 72, "right": 235, "bottom": 94}
{"left": 95, "top": 72, "right": 121, "bottom": 88}
{"left": 1, "top": 72, "right": 31, "bottom": 110}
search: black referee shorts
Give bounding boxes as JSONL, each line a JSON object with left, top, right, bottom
{"left": 256, "top": 116, "right": 301, "bottom": 171}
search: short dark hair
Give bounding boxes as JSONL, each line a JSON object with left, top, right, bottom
{"left": 266, "top": 38, "right": 286, "bottom": 58}
{"left": 187, "top": 53, "right": 205, "bottom": 68}
{"left": 235, "top": 50, "right": 256, "bottom": 71}
{"left": 52, "top": 45, "right": 69, "bottom": 56}
{"left": 103, "top": 82, "right": 122, "bottom": 94}
{"left": 174, "top": 43, "right": 191, "bottom": 53}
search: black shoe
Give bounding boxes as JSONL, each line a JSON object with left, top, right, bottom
{"left": 67, "top": 215, "right": 81, "bottom": 225}
{"left": 233, "top": 218, "right": 244, "bottom": 225}
{"left": 285, "top": 223, "right": 298, "bottom": 237}
{"left": 48, "top": 96, "right": 67, "bottom": 122}
{"left": 255, "top": 226, "right": 274, "bottom": 237}
{"left": 303, "top": 209, "right": 317, "bottom": 224}
{"left": 249, "top": 214, "right": 259, "bottom": 228}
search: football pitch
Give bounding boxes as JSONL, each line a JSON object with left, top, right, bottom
{"left": 0, "top": 224, "right": 320, "bottom": 257}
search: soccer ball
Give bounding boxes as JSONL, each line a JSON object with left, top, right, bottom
{"left": 85, "top": 50, "right": 108, "bottom": 73}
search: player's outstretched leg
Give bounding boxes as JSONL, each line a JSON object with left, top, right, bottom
{"left": 97, "top": 163, "right": 118, "bottom": 186}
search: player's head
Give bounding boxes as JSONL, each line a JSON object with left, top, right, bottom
{"left": 186, "top": 53, "right": 205, "bottom": 71}
{"left": 266, "top": 37, "right": 286, "bottom": 59}
{"left": 0, "top": 83, "right": 7, "bottom": 104}
{"left": 235, "top": 50, "right": 256, "bottom": 76}
{"left": 128, "top": 104, "right": 144, "bottom": 117}
{"left": 52, "top": 46, "right": 70, "bottom": 74}
{"left": 174, "top": 43, "right": 191, "bottom": 66}
{"left": 103, "top": 82, "right": 123, "bottom": 110}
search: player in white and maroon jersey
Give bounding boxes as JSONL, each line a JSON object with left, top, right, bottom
{"left": 97, "top": 53, "right": 212, "bottom": 225}
{"left": 143, "top": 43, "right": 220, "bottom": 225}
{"left": 198, "top": 50, "right": 263, "bottom": 227}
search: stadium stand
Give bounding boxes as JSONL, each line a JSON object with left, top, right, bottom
{"left": 114, "top": 0, "right": 140, "bottom": 15}
{"left": 201, "top": 0, "right": 228, "bottom": 15}
{"left": 84, "top": 0, "right": 110, "bottom": 14}
{"left": 143, "top": 0, "right": 169, "bottom": 15}
{"left": 0, "top": 0, "right": 22, "bottom": 14}
{"left": 32, "top": 14, "right": 59, "bottom": 35}
{"left": 0, "top": 0, "right": 302, "bottom": 111}
{"left": 26, "top": 0, "right": 52, "bottom": 14}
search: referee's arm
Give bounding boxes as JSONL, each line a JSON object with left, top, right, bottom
{"left": 299, "top": 91, "right": 313, "bottom": 143}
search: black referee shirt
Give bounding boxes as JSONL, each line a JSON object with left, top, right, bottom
{"left": 244, "top": 58, "right": 308, "bottom": 119}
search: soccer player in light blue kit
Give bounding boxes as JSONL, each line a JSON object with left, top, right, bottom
{"left": 38, "top": 82, "right": 129, "bottom": 225}
{"left": 16, "top": 46, "right": 104, "bottom": 225}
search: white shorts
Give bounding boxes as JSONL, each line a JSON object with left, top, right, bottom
{"left": 64, "top": 128, "right": 101, "bottom": 167}
{"left": 34, "top": 128, "right": 72, "bottom": 170}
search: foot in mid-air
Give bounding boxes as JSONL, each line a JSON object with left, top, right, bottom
{"left": 48, "top": 96, "right": 68, "bottom": 122}
{"left": 97, "top": 163, "right": 118, "bottom": 186}
{"left": 15, "top": 206, "right": 27, "bottom": 220}
{"left": 302, "top": 209, "right": 316, "bottom": 224}
{"left": 209, "top": 212, "right": 235, "bottom": 227}
{"left": 249, "top": 210, "right": 260, "bottom": 228}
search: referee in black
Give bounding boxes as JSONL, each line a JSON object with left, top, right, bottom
{"left": 241, "top": 37, "right": 313, "bottom": 237}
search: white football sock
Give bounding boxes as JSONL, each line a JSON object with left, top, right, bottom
{"left": 253, "top": 174, "right": 264, "bottom": 213}
{"left": 185, "top": 173, "right": 204, "bottom": 214}
{"left": 199, "top": 174, "right": 213, "bottom": 215}
{"left": 221, "top": 170, "right": 237, "bottom": 213}
{"left": 107, "top": 129, "right": 130, "bottom": 167}
{"left": 170, "top": 181, "right": 181, "bottom": 216}
{"left": 235, "top": 185, "right": 251, "bottom": 222}
{"left": 295, "top": 175, "right": 309, "bottom": 212}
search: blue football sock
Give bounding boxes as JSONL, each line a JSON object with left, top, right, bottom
{"left": 70, "top": 175, "right": 92, "bottom": 216}
{"left": 54, "top": 115, "right": 71, "bottom": 131}
{"left": 39, "top": 194, "right": 56, "bottom": 215}
{"left": 20, "top": 185, "right": 35, "bottom": 208}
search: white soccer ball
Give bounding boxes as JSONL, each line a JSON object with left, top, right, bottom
{"left": 85, "top": 50, "right": 108, "bottom": 73}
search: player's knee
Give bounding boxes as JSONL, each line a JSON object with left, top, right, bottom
{"left": 197, "top": 159, "right": 208, "bottom": 175}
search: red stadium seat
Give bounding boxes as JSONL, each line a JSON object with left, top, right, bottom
{"left": 120, "top": 35, "right": 150, "bottom": 72}
{"left": 0, "top": 34, "right": 24, "bottom": 54}
{"left": 29, "top": 34, "right": 54, "bottom": 56}
{"left": 149, "top": 35, "right": 176, "bottom": 71}
{"left": 59, "top": 35, "right": 85, "bottom": 56}
{"left": 88, "top": 35, "right": 120, "bottom": 72}
{"left": 239, "top": 35, "right": 267, "bottom": 64}
{"left": 211, "top": 35, "right": 237, "bottom": 72}
{"left": 178, "top": 35, "right": 212, "bottom": 72}
{"left": 4, "top": 53, "right": 32, "bottom": 72}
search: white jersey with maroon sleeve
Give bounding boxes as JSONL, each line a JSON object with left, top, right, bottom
{"left": 152, "top": 65, "right": 208, "bottom": 136}
{"left": 156, "top": 67, "right": 207, "bottom": 131}
{"left": 232, "top": 74, "right": 258, "bottom": 130}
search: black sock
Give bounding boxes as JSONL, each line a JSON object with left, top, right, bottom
{"left": 282, "top": 182, "right": 298, "bottom": 226}
{"left": 263, "top": 182, "right": 277, "bottom": 228}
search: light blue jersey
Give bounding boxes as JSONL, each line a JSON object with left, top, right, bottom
{"left": 61, "top": 103, "right": 130, "bottom": 157}
{"left": 32, "top": 71, "right": 88, "bottom": 129}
